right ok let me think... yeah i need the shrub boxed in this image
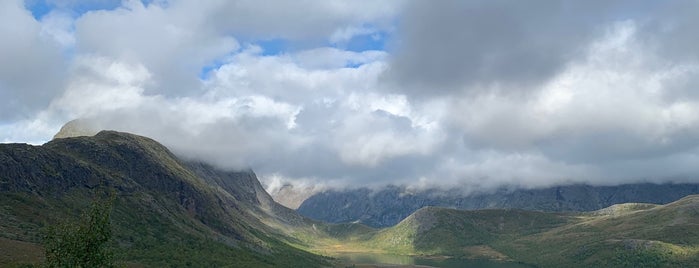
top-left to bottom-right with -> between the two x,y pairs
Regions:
43,196 -> 115,268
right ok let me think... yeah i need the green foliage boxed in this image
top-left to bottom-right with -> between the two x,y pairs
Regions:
43,195 -> 115,268
9,131 -> 699,267
1,132 -> 333,267
613,247 -> 678,268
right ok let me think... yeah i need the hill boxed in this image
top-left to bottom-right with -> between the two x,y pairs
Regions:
328,195 -> 699,267
0,130 -> 327,267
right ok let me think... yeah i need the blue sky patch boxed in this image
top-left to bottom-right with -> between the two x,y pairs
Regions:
24,0 -> 52,19
199,60 -> 226,80
25,0 -> 122,20
256,38 -> 291,56
339,31 -> 388,52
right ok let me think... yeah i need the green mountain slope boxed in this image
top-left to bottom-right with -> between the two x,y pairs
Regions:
368,207 -> 569,256
0,131 -> 327,267
338,195 -> 699,267
504,195 -> 699,267
3,129 -> 699,267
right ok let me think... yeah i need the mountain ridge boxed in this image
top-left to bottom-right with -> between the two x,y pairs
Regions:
297,183 -> 699,227
0,130 -> 328,267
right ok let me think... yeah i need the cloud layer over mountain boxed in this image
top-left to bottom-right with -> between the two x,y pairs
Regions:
3,0 -> 699,192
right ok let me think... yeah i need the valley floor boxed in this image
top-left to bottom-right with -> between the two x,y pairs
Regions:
291,196 -> 699,267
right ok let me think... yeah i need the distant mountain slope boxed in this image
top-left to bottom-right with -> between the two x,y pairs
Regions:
503,195 -> 699,267
298,183 -> 699,227
0,130 -> 327,267
367,207 -> 568,256
336,195 -> 699,267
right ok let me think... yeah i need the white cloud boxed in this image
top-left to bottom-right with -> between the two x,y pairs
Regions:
292,47 -> 386,69
0,0 -> 65,121
436,21 -> 699,188
435,151 -> 593,191
200,0 -> 403,41
333,111 -> 443,167
0,117 -> 60,145
51,56 -> 152,118
4,0 -> 699,193
205,46 -> 388,103
329,25 -> 378,44
75,0 -> 239,95
453,22 -> 699,152
39,10 -> 75,48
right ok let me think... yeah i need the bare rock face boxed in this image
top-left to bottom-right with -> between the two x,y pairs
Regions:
52,119 -> 100,139
266,183 -> 322,209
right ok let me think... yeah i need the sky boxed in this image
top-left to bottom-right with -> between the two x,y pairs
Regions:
3,0 -> 699,193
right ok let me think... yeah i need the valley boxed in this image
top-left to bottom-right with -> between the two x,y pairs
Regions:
1,131 -> 699,267
4,1 -> 699,267
298,196 -> 699,267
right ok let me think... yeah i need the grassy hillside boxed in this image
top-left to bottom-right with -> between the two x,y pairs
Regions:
502,195 -> 699,267
0,131 -> 328,267
314,195 -> 699,267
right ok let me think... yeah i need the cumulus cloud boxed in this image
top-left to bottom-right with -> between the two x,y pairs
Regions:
202,0 -> 403,41
0,0 -> 65,121
39,10 -> 75,48
3,0 -> 699,194
452,21 -> 699,162
74,0 -> 239,95
382,0 -> 667,97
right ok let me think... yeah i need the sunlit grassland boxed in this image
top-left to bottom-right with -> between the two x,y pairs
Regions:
290,196 -> 699,267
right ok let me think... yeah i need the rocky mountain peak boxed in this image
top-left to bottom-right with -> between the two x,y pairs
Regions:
52,119 -> 99,139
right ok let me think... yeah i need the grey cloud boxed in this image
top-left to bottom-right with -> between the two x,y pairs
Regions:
373,0 -> 699,186
638,0 -> 699,63
204,0 -> 403,41
383,0 -> 627,96
8,0 -> 699,194
0,0 -> 65,121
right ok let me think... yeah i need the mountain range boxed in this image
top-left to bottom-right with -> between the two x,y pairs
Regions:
1,129 -> 699,267
296,183 -> 699,227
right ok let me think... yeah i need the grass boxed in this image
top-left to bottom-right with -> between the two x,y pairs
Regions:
5,131 -> 699,267
1,131 -> 331,267
290,195 -> 699,268
0,190 -> 329,267
0,237 -> 43,267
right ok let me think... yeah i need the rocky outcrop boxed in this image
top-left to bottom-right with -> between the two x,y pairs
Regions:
266,183 -> 321,209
